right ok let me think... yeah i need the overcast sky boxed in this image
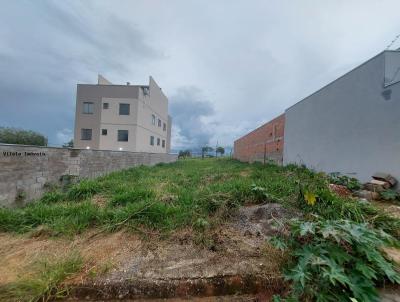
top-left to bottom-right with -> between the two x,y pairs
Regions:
1,1 -> 400,149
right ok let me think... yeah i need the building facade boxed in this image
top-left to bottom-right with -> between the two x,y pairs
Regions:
284,50 -> 400,183
234,50 -> 400,183
74,75 -> 172,153
233,114 -> 285,164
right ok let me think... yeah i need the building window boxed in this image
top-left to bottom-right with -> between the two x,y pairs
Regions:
152,114 -> 156,125
103,103 -> 109,109
117,130 -> 128,141
81,128 -> 92,140
163,123 -> 166,131
102,129 -> 107,135
119,103 -> 130,115
83,102 -> 93,114
162,140 -> 165,148
157,138 -> 160,146
150,136 -> 154,145
158,119 -> 161,127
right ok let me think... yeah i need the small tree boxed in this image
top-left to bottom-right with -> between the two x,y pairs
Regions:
201,146 -> 213,159
0,127 -> 47,146
216,146 -> 225,157
178,150 -> 192,159
62,139 -> 73,148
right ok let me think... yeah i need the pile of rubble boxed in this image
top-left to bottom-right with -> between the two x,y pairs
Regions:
355,172 -> 397,201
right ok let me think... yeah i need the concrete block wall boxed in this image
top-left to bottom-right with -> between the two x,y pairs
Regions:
0,144 -> 177,207
233,114 -> 285,164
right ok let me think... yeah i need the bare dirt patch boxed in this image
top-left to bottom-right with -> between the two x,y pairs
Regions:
373,201 -> 400,219
239,170 -> 252,177
92,195 -> 108,208
67,204 -> 289,300
0,230 -> 140,285
0,204 -> 291,300
231,203 -> 300,240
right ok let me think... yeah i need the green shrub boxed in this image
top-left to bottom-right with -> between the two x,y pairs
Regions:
67,179 -> 100,200
271,219 -> 400,302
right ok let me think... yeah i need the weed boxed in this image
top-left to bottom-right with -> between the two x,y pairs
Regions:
1,158 -> 399,239
271,219 -> 400,302
380,189 -> 399,201
67,179 -> 100,200
40,191 -> 65,204
251,184 -> 283,203
0,252 -> 83,302
329,172 -> 361,191
110,188 -> 155,206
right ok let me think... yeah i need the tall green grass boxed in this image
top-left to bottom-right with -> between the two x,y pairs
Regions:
0,158 -> 398,237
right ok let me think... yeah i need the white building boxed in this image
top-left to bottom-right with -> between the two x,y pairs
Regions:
74,75 -> 172,153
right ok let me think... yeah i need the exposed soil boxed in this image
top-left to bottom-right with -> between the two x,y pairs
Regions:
231,203 -> 299,239
0,203 -> 291,301
2,202 -> 398,301
0,230 -> 140,285
372,200 -> 400,219
68,222 -> 286,299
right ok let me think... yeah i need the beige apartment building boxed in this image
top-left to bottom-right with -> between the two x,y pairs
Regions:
74,75 -> 172,153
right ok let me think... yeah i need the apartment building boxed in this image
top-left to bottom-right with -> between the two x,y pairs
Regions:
74,75 -> 172,153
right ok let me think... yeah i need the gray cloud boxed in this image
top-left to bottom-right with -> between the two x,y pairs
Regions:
1,0 -> 400,148
0,1 -> 162,145
170,87 -> 215,149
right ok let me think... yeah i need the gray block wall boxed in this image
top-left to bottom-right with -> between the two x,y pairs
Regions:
0,144 -> 177,207
284,51 -> 400,183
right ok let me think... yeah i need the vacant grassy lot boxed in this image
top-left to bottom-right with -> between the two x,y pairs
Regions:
1,158 -> 400,301
0,158 -> 397,237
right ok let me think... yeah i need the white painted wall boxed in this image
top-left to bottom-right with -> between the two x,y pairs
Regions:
284,51 -> 400,183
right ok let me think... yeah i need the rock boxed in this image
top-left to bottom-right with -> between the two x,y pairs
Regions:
354,190 -> 380,201
328,184 -> 352,197
364,182 -> 386,193
358,198 -> 370,205
370,179 -> 391,189
372,173 -> 397,187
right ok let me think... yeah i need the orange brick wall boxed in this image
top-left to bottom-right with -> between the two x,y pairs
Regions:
233,114 -> 285,164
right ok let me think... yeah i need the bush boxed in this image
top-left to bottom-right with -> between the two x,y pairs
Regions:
0,127 -> 47,146
178,150 -> 192,158
271,219 -> 400,302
